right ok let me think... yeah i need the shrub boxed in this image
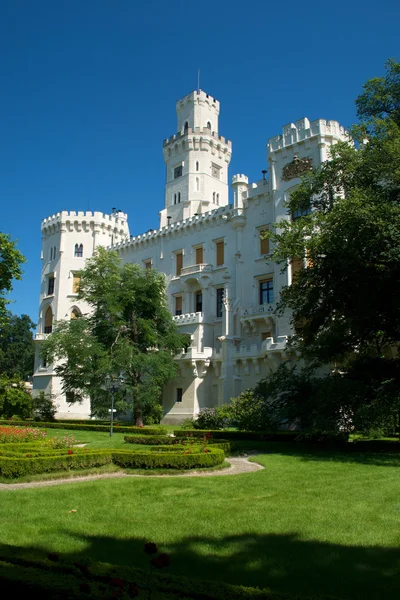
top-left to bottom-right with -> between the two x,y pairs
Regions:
0,451 -> 113,478
125,435 -> 177,445
31,392 -> 57,421
194,406 -> 230,430
112,448 -> 225,470
142,402 -> 163,425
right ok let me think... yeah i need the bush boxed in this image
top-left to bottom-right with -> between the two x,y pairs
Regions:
0,420 -> 167,435
173,430 -> 349,443
112,448 -> 225,470
194,406 -> 231,430
142,402 -> 163,425
31,392 -> 57,421
125,435 -> 177,445
0,451 -> 112,478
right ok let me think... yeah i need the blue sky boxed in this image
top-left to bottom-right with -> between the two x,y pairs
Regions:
1,0 -> 398,324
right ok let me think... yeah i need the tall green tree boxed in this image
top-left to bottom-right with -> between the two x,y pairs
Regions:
264,59 -> 400,433
41,248 -> 189,425
0,233 -> 25,325
0,313 -> 36,380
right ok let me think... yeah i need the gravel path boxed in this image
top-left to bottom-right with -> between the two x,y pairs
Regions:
0,455 -> 264,491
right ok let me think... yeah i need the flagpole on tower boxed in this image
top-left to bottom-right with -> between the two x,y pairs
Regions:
197,68 -> 200,93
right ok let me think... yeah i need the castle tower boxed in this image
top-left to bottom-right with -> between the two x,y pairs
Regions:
32,210 -> 130,418
159,90 -> 232,227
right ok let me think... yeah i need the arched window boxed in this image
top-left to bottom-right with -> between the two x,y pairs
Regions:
207,121 -> 212,130
216,193 -> 219,205
213,192 -> 216,203
70,308 -> 81,319
196,161 -> 199,172
50,247 -> 53,261
178,192 -> 181,203
174,193 -> 177,205
74,243 -> 83,257
184,121 -> 188,131
54,246 -> 56,259
196,177 -> 199,191
44,307 -> 53,334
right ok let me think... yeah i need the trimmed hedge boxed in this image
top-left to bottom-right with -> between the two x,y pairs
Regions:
174,430 -> 349,443
0,451 -> 113,478
112,448 -> 225,470
150,442 -> 233,453
124,435 -> 175,444
0,420 -> 167,435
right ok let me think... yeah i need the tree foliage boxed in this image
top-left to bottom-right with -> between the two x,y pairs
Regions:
0,376 -> 32,420
262,59 -> 400,434
0,233 -> 25,325
41,248 -> 189,425
0,312 -> 36,380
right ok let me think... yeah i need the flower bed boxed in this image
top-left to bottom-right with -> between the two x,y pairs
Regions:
0,420 -> 167,435
0,427 -> 48,444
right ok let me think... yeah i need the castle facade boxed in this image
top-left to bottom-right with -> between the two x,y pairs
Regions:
32,89 -> 347,423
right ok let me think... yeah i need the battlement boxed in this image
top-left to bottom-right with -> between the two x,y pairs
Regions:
177,90 -> 220,113
268,118 -> 348,153
163,128 -> 231,148
231,174 -> 249,185
111,204 -> 233,253
41,210 -> 130,236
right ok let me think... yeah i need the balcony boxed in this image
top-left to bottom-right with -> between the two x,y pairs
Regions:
241,303 -> 275,318
180,263 -> 213,277
35,333 -> 49,341
173,312 -> 203,325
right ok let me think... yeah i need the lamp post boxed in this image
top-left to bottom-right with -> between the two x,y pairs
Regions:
104,373 -> 125,437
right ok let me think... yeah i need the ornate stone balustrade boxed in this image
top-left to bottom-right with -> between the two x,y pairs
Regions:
180,263 -> 213,277
173,312 -> 203,325
241,303 -> 275,318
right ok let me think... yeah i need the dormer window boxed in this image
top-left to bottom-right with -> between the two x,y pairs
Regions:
74,243 -> 83,257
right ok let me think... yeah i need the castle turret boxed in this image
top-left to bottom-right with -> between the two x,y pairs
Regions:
159,90 -> 232,227
32,210 -> 130,418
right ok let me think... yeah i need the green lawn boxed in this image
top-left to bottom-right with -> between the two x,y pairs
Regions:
0,441 -> 399,599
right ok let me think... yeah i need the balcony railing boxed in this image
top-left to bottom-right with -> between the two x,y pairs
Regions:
180,263 -> 213,277
241,303 -> 275,318
35,333 -> 49,341
173,312 -> 203,325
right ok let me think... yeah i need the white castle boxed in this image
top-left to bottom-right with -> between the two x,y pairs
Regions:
32,89 -> 348,423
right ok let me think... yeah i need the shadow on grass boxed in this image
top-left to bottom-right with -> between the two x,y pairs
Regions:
233,441 -> 400,467
0,529 -> 399,600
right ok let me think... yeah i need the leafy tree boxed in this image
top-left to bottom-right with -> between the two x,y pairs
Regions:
41,248 -> 189,425
31,391 -> 57,421
0,312 -> 36,380
0,233 -> 25,325
0,375 -> 32,420
264,59 -> 400,434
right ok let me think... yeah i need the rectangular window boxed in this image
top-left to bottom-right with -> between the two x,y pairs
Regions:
174,165 -> 183,179
211,164 -> 220,179
195,246 -> 203,265
47,277 -> 55,295
292,206 -> 311,221
259,227 -> 270,255
176,252 -> 183,276
261,331 -> 272,342
144,259 -> 152,270
176,388 -> 183,403
175,296 -> 182,316
216,240 -> 224,266
216,288 -> 224,318
259,279 -> 274,304
195,291 -> 203,313
66,391 -> 75,404
72,274 -> 80,294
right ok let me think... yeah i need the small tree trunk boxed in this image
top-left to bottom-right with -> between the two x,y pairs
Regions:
135,405 -> 144,427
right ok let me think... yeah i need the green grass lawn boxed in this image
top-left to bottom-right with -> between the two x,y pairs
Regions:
0,441 -> 399,599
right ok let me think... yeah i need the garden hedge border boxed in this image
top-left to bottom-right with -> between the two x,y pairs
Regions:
174,430 -> 349,443
0,420 -> 167,435
0,451 -> 113,478
112,448 -> 225,470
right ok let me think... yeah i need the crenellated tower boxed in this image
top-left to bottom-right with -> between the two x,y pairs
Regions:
32,210 -> 130,418
159,90 -> 232,227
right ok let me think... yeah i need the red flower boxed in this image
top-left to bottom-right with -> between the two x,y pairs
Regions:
203,449 -> 210,453
48,552 -> 59,562
68,450 -> 73,455
127,583 -> 140,598
110,578 -> 126,588
158,553 -> 171,567
151,556 -> 163,569
144,542 -> 158,555
79,582 -> 91,594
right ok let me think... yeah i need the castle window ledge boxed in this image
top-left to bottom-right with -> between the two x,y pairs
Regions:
180,263 -> 213,277
35,333 -> 49,341
44,293 -> 55,299
212,265 -> 227,272
67,293 -> 79,298
173,311 -> 204,325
